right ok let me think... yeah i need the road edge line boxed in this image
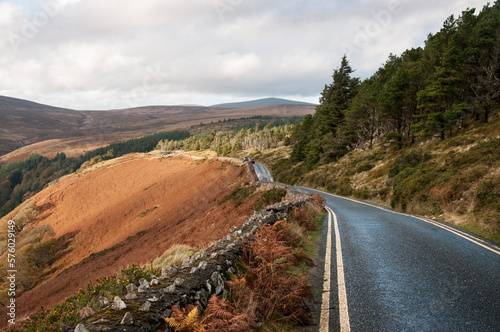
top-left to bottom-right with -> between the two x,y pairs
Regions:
300,187 -> 500,256
319,207 -> 333,331
328,206 -> 351,332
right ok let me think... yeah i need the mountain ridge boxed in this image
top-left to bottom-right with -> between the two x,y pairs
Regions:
0,95 -> 316,112
211,97 -> 316,109
0,95 -> 76,110
0,95 -> 315,160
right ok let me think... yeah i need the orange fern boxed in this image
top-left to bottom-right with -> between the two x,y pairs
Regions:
204,295 -> 249,331
241,223 -> 313,325
164,305 -> 209,332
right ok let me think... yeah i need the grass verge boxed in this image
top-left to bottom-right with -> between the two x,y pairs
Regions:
165,194 -> 326,331
10,265 -> 161,332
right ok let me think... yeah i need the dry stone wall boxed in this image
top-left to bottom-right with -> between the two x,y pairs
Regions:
73,184 -> 312,332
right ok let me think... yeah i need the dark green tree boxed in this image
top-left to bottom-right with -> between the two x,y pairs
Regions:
460,3 -> 500,122
293,55 -> 360,167
414,66 -> 463,140
346,77 -> 380,149
315,55 -> 360,138
290,114 -> 314,162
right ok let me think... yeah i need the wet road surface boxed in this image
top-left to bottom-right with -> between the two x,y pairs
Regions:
298,187 -> 500,332
253,162 -> 274,181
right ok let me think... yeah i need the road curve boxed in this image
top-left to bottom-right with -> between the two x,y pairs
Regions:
298,186 -> 500,332
253,162 -> 274,181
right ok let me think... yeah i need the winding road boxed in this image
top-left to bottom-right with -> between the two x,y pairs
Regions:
253,162 -> 274,181
252,163 -> 500,331
298,187 -> 500,332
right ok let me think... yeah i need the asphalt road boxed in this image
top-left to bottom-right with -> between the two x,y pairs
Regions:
253,162 -> 274,181
297,187 -> 500,332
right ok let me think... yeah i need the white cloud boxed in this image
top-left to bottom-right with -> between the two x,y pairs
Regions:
221,53 -> 262,79
0,2 -> 22,26
0,0 -> 493,109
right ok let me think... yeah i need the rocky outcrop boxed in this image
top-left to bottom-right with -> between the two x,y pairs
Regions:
76,184 -> 311,332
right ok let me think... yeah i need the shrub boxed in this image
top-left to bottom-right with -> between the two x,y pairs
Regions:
388,149 -> 431,178
355,161 -> 375,173
217,186 -> 256,207
354,188 -> 370,200
328,176 -> 353,197
152,244 -> 196,269
474,175 -> 500,212
203,296 -> 250,331
165,305 -> 209,331
17,265 -> 161,332
289,203 -> 321,233
429,185 -> 453,206
391,166 -> 435,212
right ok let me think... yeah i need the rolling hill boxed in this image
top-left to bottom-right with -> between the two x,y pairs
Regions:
0,95 -> 315,163
0,96 -> 86,156
211,97 -> 316,109
0,153 -> 259,328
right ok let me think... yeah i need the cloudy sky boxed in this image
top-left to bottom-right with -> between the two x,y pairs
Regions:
0,0 -> 492,110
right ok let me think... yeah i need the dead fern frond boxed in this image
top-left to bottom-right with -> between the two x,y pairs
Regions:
241,223 -> 313,325
227,276 -> 246,289
204,295 -> 250,332
165,305 -> 209,332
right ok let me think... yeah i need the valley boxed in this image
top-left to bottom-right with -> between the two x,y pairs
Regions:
0,2 -> 498,330
0,96 -> 315,163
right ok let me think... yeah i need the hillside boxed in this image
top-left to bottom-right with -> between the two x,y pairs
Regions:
0,96 -> 85,156
211,97 -> 316,109
253,108 -> 500,242
0,153 -> 263,328
0,95 -> 314,163
257,3 -> 500,242
156,105 -> 498,243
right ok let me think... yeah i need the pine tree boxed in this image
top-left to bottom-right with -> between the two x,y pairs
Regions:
346,77 -> 380,149
414,66 -> 463,140
315,55 -> 360,137
290,115 -> 313,162
310,55 -> 360,164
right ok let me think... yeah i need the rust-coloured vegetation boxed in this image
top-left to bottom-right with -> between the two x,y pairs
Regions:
166,200 -> 324,331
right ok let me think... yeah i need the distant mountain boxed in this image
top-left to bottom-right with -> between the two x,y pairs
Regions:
211,97 -> 316,109
0,95 -> 86,156
0,95 -> 315,160
0,95 -> 80,112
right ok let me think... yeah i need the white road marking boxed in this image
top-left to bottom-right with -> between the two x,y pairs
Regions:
329,206 -> 351,332
320,207 -> 351,332
319,206 -> 333,332
410,215 -> 500,255
300,187 -> 500,256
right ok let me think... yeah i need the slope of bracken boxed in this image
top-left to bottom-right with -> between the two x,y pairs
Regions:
0,153 -> 257,329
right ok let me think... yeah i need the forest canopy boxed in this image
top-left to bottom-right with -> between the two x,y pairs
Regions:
291,2 -> 500,169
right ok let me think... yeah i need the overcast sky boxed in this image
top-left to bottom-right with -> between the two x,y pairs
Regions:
0,0 -> 492,110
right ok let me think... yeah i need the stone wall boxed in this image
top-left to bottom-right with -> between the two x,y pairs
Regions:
74,184 -> 312,332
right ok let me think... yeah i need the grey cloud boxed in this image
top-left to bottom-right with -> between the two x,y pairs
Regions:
0,0 -> 492,109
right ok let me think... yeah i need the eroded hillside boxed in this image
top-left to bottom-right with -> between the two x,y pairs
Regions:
0,153 -> 260,327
